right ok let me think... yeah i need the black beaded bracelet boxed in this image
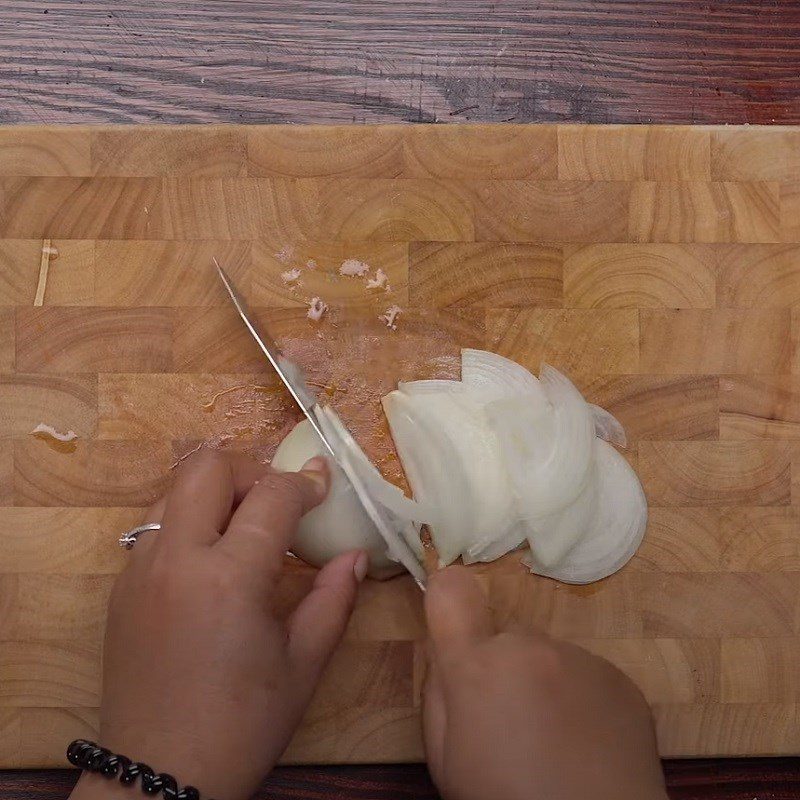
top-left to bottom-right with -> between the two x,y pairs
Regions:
67,739 -> 213,800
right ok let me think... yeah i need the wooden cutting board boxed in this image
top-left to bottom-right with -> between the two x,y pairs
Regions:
1,124 -> 800,767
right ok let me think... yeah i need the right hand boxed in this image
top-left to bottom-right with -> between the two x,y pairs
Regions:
422,566 -> 668,800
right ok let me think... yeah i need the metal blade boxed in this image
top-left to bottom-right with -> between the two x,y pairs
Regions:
213,257 -> 336,457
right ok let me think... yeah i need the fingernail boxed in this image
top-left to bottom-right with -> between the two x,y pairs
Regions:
353,551 -> 369,583
301,456 -> 330,495
303,455 -> 327,472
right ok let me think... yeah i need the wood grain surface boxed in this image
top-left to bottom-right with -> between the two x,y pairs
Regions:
2,123 -> 800,772
0,2 -> 799,126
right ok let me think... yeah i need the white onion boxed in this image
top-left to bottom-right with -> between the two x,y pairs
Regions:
382,349 -> 648,583
271,420 -> 404,579
271,347 -> 647,586
523,439 -> 647,583
383,388 -> 514,567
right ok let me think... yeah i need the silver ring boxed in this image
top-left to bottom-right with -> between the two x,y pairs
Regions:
118,523 -> 161,550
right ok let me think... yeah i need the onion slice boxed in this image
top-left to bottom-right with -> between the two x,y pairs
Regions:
382,390 -> 496,566
318,404 -> 434,523
496,365 -> 595,526
523,439 -> 647,583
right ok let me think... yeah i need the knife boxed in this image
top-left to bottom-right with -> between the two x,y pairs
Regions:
213,257 -> 427,589
213,257 -> 336,458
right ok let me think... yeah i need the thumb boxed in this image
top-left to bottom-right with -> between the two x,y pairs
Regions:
287,549 -> 368,681
425,565 -> 494,657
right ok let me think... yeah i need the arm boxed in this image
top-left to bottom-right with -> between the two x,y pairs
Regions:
70,450 -> 366,800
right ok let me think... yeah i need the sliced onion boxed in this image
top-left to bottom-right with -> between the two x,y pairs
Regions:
536,365 -> 596,504
463,522 -> 527,565
383,389 -> 508,566
274,350 -> 645,585
400,521 -> 426,560
524,465 -> 598,568
381,351 -> 647,584
523,439 -> 647,583
494,365 -> 595,524
317,404 -> 434,523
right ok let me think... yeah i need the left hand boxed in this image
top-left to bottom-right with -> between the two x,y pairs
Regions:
71,449 -> 367,800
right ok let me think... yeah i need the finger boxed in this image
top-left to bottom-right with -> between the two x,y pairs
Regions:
287,549 -> 367,685
216,456 -> 330,578
159,449 -> 271,548
425,565 -> 495,656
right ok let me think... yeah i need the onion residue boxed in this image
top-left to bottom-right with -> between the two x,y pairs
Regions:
340,259 -> 370,277
201,384 -> 277,413
281,267 -> 302,284
379,305 -> 402,330
30,422 -> 79,453
307,297 -> 328,322
275,245 -> 294,264
366,268 -> 390,291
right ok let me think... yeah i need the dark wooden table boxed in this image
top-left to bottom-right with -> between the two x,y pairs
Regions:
1,0 -> 799,125
2,1 -> 800,798
3,759 -> 800,800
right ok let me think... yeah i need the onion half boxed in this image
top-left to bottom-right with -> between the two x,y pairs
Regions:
314,405 -> 428,586
270,419 -> 405,579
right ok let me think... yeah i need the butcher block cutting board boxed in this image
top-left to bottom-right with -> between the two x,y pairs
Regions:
1,123 -> 800,767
